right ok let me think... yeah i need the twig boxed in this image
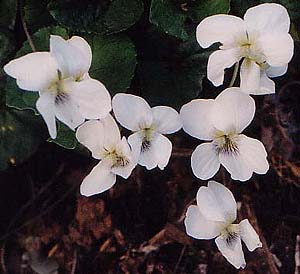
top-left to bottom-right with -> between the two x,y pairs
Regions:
176,198 -> 196,223
19,0 -> 36,52
71,249 -> 77,274
240,196 -> 280,274
0,244 -> 7,274
173,245 -> 186,273
295,235 -> 300,274
0,183 -> 76,242
6,164 -> 65,232
228,62 -> 239,88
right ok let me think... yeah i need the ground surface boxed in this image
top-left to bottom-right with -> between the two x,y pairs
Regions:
0,80 -> 300,274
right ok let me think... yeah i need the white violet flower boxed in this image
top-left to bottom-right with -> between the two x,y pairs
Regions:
4,35 -> 111,139
180,88 -> 269,181
185,181 -> 262,269
196,3 -> 294,95
112,93 -> 182,170
76,115 -> 136,197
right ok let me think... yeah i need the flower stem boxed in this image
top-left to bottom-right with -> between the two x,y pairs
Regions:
228,62 -> 239,88
19,0 -> 36,52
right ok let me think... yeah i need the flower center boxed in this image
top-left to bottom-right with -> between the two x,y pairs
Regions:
220,224 -> 240,246
103,147 -> 130,168
48,70 -> 70,104
214,131 -> 239,155
139,125 -> 156,152
239,33 -> 267,68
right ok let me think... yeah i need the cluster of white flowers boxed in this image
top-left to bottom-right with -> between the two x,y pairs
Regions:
181,3 -> 293,268
3,2 -> 293,270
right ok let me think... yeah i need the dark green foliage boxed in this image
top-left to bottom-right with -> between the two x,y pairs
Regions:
89,34 -> 137,94
24,0 -> 55,31
150,0 -> 230,40
48,0 -> 144,34
137,33 -> 210,109
0,0 -> 17,29
0,107 -> 46,170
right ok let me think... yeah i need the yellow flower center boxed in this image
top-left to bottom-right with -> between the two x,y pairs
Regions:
238,33 -> 267,68
102,147 -> 130,168
139,125 -> 156,152
214,131 -> 239,155
220,224 -> 240,246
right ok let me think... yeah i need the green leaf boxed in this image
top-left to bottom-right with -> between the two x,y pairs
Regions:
0,30 -> 15,66
24,0 -> 55,31
150,0 -> 189,40
189,0 -> 230,22
48,0 -> 143,34
5,78 -> 38,112
0,0 -> 17,29
48,123 -> 77,149
150,0 -> 230,40
104,0 -> 144,33
89,34 -> 137,94
0,107 -> 46,171
48,0 -> 107,34
138,37 -> 210,109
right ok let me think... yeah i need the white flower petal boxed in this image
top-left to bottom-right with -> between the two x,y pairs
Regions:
212,89 -> 255,133
240,59 -> 261,94
184,205 -> 225,240
80,160 -> 116,197
207,48 -> 242,86
215,234 -> 246,269
266,65 -> 288,77
180,99 -> 215,141
257,33 -> 294,67
196,181 -> 237,223
218,135 -> 268,181
237,135 -> 269,175
138,134 -> 172,170
239,219 -> 262,252
152,106 -> 182,134
54,97 -> 85,131
76,120 -> 105,159
244,3 -> 290,34
4,52 -> 58,91
219,152 -> 253,182
112,93 -> 153,131
101,114 -> 121,148
68,36 -> 92,71
50,35 -> 90,78
154,134 -> 172,170
196,14 -> 247,48
258,72 -> 275,95
191,143 -> 220,180
69,78 -> 111,119
240,60 -> 275,95
36,92 -> 57,139
111,137 -> 136,178
133,133 -> 172,170
128,132 -> 143,164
